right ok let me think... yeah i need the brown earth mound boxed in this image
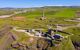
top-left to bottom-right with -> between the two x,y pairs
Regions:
12,16 -> 25,21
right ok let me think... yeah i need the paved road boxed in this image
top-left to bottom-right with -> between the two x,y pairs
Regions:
56,23 -> 80,31
13,27 -> 51,39
13,27 -> 35,36
13,27 -> 73,39
0,14 -> 13,18
0,11 -> 26,18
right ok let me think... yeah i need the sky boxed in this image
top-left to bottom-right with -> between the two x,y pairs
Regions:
0,0 -> 80,8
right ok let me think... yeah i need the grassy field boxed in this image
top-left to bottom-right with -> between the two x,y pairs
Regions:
51,37 -> 75,50
64,27 -> 80,42
16,8 -> 76,19
0,7 -> 80,50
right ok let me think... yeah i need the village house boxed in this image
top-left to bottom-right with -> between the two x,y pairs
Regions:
35,30 -> 42,37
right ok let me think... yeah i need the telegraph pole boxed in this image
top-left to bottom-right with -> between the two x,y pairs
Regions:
41,7 -> 46,20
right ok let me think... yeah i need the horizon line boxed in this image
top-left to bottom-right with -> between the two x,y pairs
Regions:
0,5 -> 80,8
